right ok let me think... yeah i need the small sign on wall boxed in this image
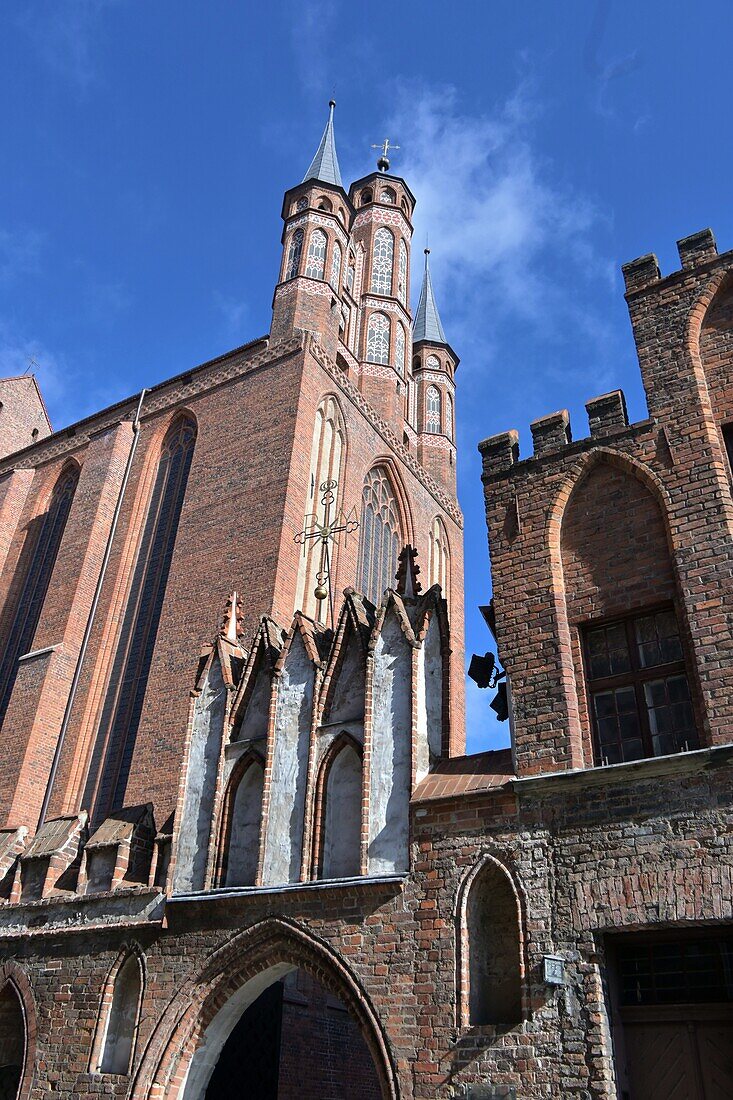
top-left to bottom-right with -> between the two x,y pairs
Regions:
543,953 -> 567,986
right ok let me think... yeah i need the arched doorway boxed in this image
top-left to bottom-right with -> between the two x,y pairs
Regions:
133,919 -> 399,1100
202,968 -> 381,1099
0,982 -> 25,1100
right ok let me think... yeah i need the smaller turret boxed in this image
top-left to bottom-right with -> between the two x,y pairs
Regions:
270,102 -> 352,358
412,250 -> 458,491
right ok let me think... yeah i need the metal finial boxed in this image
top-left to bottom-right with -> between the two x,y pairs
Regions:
371,137 -> 400,172
328,99 -> 336,111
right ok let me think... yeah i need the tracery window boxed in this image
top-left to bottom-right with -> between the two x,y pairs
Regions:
285,228 -> 303,280
330,241 -> 342,290
296,395 -> 346,620
358,466 -> 402,604
426,354 -> 440,370
426,385 -> 442,434
366,312 -> 391,366
446,391 -> 454,440
371,228 -> 394,295
398,239 -> 408,304
395,324 -> 406,379
305,228 -> 327,279
380,187 -> 396,204
86,415 -> 196,820
0,463 -> 79,728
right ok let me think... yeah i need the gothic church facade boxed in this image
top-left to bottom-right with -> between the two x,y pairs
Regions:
0,106 -> 731,1099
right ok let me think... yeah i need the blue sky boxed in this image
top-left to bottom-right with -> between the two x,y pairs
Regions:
2,1 -> 731,753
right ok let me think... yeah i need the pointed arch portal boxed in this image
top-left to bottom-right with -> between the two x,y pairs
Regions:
132,920 -> 398,1100
0,972 -> 31,1100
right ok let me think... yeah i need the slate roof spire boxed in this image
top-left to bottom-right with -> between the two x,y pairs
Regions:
413,249 -> 447,345
302,100 -> 343,189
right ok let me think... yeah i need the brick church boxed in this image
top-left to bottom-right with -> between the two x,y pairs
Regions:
0,103 -> 731,1099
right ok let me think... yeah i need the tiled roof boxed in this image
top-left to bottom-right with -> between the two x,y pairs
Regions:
412,748 -> 515,803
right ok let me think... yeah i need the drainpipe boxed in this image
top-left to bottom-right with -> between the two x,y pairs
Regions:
38,389 -> 147,830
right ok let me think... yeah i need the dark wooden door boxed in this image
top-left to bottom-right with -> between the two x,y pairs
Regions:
621,1005 -> 733,1100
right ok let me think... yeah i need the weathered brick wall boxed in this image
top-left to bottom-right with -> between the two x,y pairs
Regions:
0,377 -> 50,461
0,751 -> 729,1098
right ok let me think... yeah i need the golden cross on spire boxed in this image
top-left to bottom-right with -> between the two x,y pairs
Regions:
371,138 -> 400,172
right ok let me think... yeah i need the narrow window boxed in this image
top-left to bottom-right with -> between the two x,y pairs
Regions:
358,466 -> 401,604
428,516 -> 450,608
395,324 -> 406,379
366,312 -> 391,366
584,607 -> 698,766
398,239 -> 408,305
371,228 -> 394,295
86,416 -> 196,820
723,422 -> 733,479
346,254 -> 355,294
330,241 -> 342,290
100,954 -> 142,1074
464,860 -> 523,1026
446,391 -> 454,440
314,738 -> 362,879
221,755 -> 264,887
284,228 -> 303,280
426,385 -> 441,434
0,463 -> 79,728
305,228 -> 327,279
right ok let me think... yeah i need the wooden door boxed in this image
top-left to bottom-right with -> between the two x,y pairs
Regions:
621,1006 -> 733,1100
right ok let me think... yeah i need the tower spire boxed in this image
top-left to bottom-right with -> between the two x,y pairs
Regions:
413,249 -> 447,345
302,100 -> 343,189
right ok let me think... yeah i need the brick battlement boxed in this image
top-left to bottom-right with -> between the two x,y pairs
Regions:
622,226 -> 722,293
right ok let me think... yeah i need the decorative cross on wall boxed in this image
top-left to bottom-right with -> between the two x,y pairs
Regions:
294,479 -> 359,627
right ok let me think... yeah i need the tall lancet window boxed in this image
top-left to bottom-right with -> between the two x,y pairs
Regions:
395,324 -> 406,379
428,516 -> 451,609
0,462 -> 79,728
371,228 -> 394,295
358,466 -> 401,604
426,385 -> 442,434
446,391 -> 454,440
330,241 -> 342,290
305,229 -> 327,279
296,396 -> 346,620
285,228 -> 303,281
398,239 -> 408,304
86,415 -> 196,821
366,312 -> 390,366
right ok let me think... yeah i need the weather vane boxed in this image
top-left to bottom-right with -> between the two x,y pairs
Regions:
294,479 -> 358,627
371,138 -> 400,172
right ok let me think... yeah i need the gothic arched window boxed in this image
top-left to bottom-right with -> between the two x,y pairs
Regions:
285,228 -> 303,280
446,391 -> 454,440
358,466 -> 401,604
428,516 -> 451,608
313,736 -> 362,879
296,395 -> 346,620
426,386 -> 442,434
0,462 -> 79,728
220,754 -> 264,887
346,254 -> 355,294
330,240 -> 342,290
366,312 -> 390,366
426,354 -> 440,370
371,228 -> 394,295
99,952 -> 143,1074
87,415 -> 196,820
395,324 -> 406,379
305,228 -> 327,279
398,239 -> 408,304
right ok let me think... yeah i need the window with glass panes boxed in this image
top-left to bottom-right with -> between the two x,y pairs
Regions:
583,606 -> 697,765
615,935 -> 733,1006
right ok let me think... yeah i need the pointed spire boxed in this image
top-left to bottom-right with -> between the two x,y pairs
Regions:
413,249 -> 447,345
302,100 -> 343,189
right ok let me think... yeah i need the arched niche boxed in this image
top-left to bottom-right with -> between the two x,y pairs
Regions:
0,981 -> 26,1099
219,753 -> 264,888
697,270 -> 733,426
93,949 -> 144,1076
458,856 -> 524,1029
313,735 -> 363,879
